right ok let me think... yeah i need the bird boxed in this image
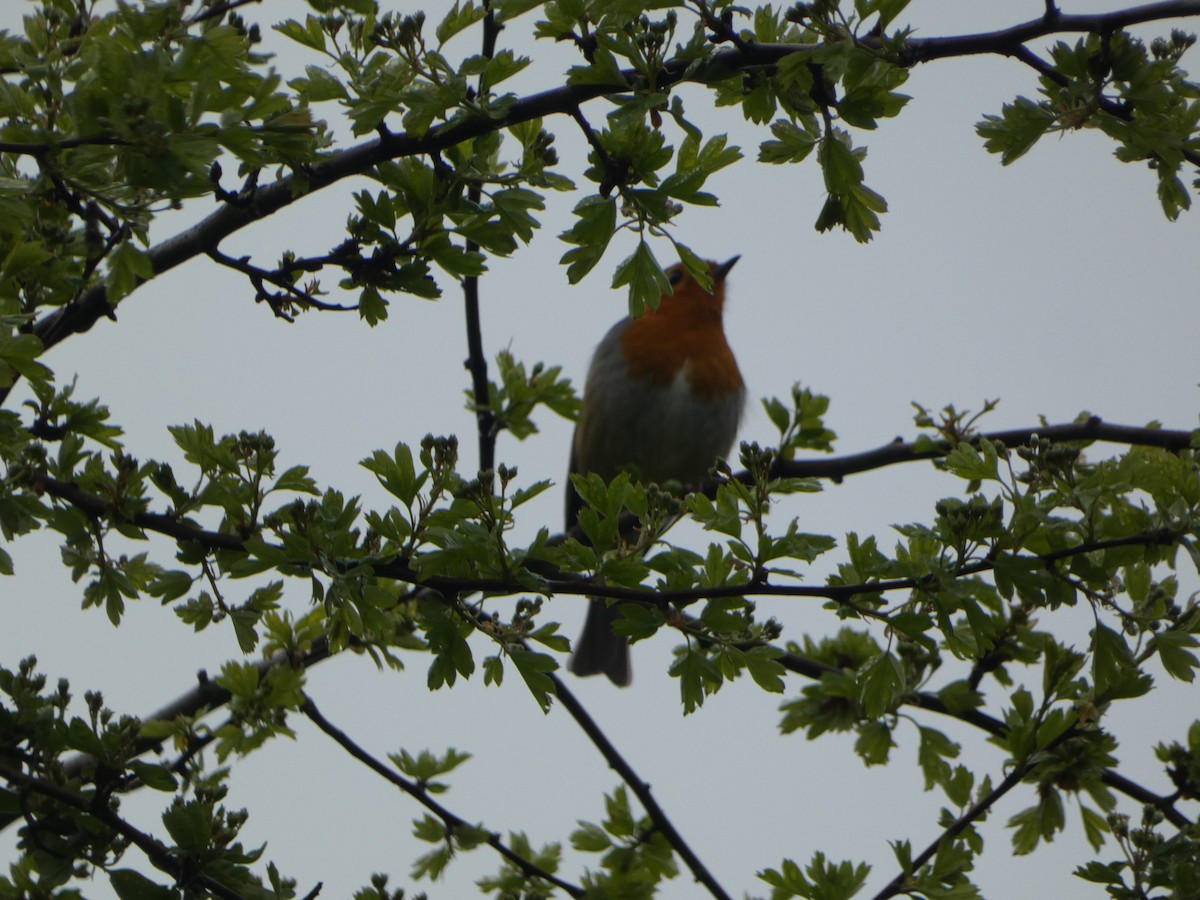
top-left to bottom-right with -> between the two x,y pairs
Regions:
566,256 -> 745,686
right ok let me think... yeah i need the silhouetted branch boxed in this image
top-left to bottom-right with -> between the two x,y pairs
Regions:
301,695 -> 583,897
186,0 -> 262,27
462,1 -> 503,478
0,762 -> 248,900
772,650 -> 1193,829
206,246 -> 359,320
31,465 -> 1186,602
871,762 -> 1027,899
897,0 -> 1200,65
550,673 -> 734,900
769,417 -> 1195,483
14,2 -> 1200,375
0,135 -> 129,155
27,416 -> 1195,607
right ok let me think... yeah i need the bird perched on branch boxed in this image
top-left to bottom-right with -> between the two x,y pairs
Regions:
566,256 -> 745,686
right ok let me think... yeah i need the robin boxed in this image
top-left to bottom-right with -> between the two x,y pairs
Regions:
566,256 -> 745,685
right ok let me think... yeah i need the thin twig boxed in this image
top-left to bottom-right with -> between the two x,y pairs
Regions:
550,673 -> 734,900
301,695 -> 584,897
461,1 -> 503,480
186,0 -> 262,27
206,246 -> 359,318
0,135 -> 129,155
870,763 -> 1027,899
0,762 -> 248,900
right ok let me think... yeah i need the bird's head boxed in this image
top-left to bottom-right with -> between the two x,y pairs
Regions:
654,255 -> 740,321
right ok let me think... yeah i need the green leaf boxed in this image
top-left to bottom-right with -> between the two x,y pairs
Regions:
1150,630 -> 1199,682
977,97 -> 1056,164
128,761 -> 178,792
669,648 -> 723,714
559,195 -> 617,283
855,720 -> 895,766
744,645 -> 786,693
759,851 -> 870,899
1008,790 -> 1065,855
571,821 -> 612,852
275,17 -> 328,52
296,64 -> 348,102
943,440 -> 1000,482
361,443 -> 424,505
0,332 -> 51,387
759,118 -> 818,164
611,240 -> 669,316
858,651 -> 905,718
109,869 -> 177,900
107,241 -> 155,303
436,1 -> 486,44
510,649 -> 557,712
1092,621 -> 1152,699
161,800 -> 213,854
917,725 -> 960,790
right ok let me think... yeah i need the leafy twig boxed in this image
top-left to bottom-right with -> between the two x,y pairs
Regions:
550,673 -> 734,900
15,3 -> 1200,380
0,761 -> 248,900
301,695 -> 583,897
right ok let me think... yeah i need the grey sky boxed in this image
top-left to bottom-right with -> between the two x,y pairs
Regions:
2,1 -> 1198,897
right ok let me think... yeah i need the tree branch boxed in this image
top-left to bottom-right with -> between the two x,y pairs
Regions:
300,695 -> 583,897
14,1 -> 1200,373
895,0 -> 1200,65
549,673 -> 734,900
0,761 -> 248,900
769,417 -> 1195,483
0,135 -> 130,155
870,761 -> 1027,899
4,612 -> 1189,853
773,649 -> 1194,829
30,468 -> 1186,606
43,416 -> 1187,602
11,422 -> 1194,839
461,1 -> 503,479
206,246 -> 359,320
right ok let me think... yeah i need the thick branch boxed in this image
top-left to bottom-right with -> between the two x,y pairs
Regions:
31,472 -> 247,552
31,420 -> 1193,579
898,0 -> 1200,64
0,135 -> 130,155
770,417 -> 1195,483
17,1 -> 1200,363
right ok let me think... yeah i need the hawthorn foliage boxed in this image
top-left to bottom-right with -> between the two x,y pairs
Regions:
1,1 -> 1199,898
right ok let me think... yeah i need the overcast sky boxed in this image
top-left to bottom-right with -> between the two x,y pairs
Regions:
3,1 -> 1199,898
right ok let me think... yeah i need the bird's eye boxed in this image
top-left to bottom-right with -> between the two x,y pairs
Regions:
667,268 -> 685,286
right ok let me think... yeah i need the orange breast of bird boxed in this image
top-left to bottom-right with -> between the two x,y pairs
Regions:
618,291 -> 744,401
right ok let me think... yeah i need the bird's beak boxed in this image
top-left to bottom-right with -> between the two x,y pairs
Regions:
711,255 -> 740,282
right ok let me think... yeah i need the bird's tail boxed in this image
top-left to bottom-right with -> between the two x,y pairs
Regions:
569,599 -> 631,687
